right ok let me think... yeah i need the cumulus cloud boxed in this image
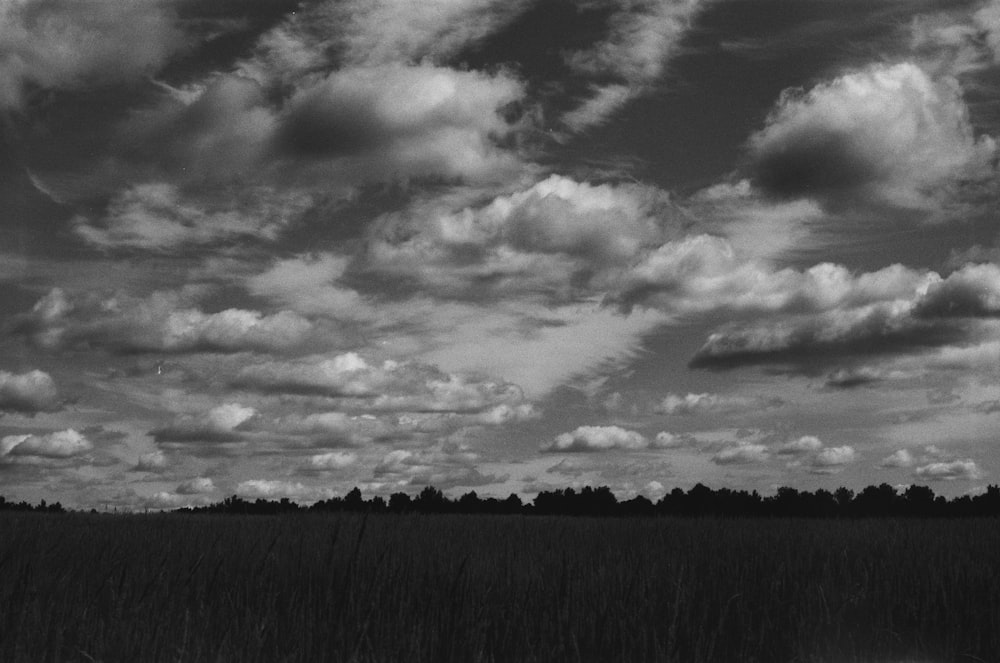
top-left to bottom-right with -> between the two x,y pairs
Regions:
879,449 -> 916,468
236,479 -> 314,500
776,436 -> 824,456
135,450 -> 168,472
246,254 -> 376,320
543,425 -> 649,453
611,240 -> 934,316
0,370 -> 60,414
0,429 -> 92,461
235,353 -> 526,414
562,0 -> 704,130
711,441 -> 769,465
809,445 -> 858,474
152,403 -> 257,444
0,0 -> 185,109
747,63 -> 996,210
688,262 -> 1000,369
176,477 -> 216,495
141,491 -> 214,510
658,392 -> 782,415
914,458 -> 981,480
274,63 -> 527,183
913,263 -> 1000,318
308,451 -> 358,471
373,443 -> 505,488
18,288 -> 313,354
367,174 -> 677,301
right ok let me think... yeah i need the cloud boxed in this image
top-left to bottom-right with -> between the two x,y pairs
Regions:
176,477 -> 216,495
367,174 -> 678,302
562,0 -> 704,130
711,441 -> 769,465
747,62 -> 996,210
0,429 -> 92,461
910,1 -> 1000,75
651,431 -> 697,449
914,458 -> 981,481
0,370 -> 60,414
307,451 -> 358,471
0,0 -> 185,109
878,449 -> 915,468
913,263 -> 1000,318
152,403 -> 256,443
658,392 -> 782,415
809,445 -> 858,474
141,492 -> 214,510
135,450 -> 168,472
543,425 -> 648,453
274,63 -> 527,183
235,353 -> 526,414
824,366 -> 887,389
776,436 -> 824,456
688,262 -> 1000,369
373,443 -> 505,488
236,479 -> 314,499
73,183 -> 311,252
610,240 -> 934,316
236,0 -> 529,84
18,288 -> 313,354
270,412 -> 356,447
246,254 -> 376,320
118,74 -> 278,184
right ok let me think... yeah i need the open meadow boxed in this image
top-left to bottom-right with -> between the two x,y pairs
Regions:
1,513 -> 998,663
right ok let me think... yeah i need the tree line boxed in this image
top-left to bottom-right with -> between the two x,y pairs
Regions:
3,483 -> 1000,517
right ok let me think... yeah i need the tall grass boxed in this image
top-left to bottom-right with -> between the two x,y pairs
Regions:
0,514 -> 997,662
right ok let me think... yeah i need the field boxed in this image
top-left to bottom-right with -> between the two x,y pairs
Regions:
1,514 -> 998,663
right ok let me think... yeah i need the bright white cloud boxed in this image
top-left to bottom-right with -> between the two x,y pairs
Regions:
237,479 -> 313,499
0,370 -> 60,414
235,353 -> 526,414
544,425 -> 649,453
879,449 -> 915,468
914,458 -> 981,480
748,62 -> 996,210
308,451 -> 358,470
658,392 -> 782,415
373,444 -> 504,488
19,288 -> 313,354
810,445 -> 858,473
777,436 -> 824,456
0,429 -> 92,460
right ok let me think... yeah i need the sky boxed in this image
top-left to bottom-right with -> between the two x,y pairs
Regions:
2,0 -> 1000,509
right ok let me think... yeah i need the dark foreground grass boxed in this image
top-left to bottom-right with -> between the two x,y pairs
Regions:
0,514 -> 998,663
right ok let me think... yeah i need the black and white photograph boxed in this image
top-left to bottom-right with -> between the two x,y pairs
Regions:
1,0 -> 999,660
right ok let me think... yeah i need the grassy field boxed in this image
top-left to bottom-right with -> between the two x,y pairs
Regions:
0,514 -> 997,662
